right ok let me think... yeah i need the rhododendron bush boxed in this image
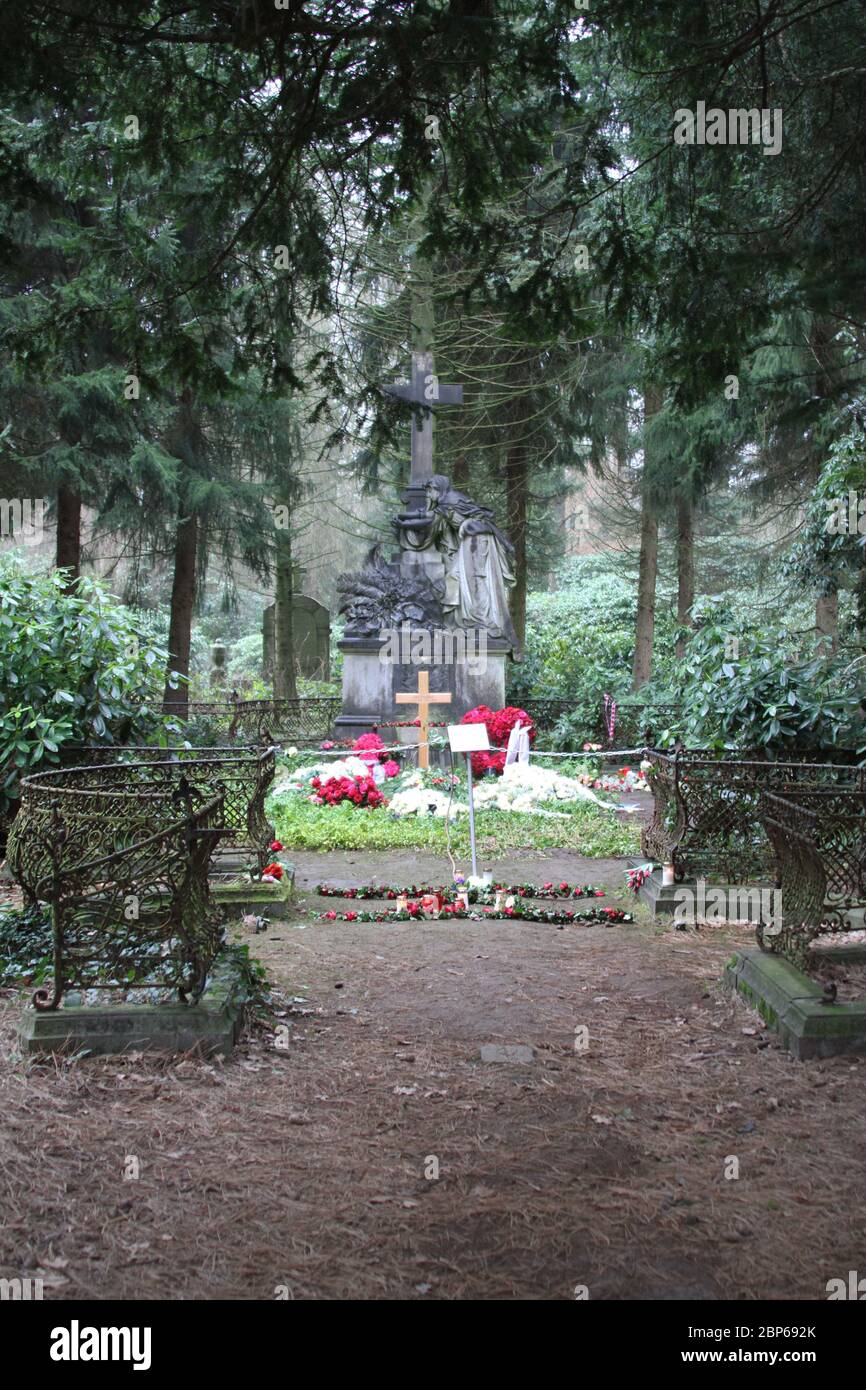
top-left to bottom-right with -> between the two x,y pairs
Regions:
460,705 -> 536,776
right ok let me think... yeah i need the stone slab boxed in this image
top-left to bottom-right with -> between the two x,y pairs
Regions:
809,940 -> 866,964
19,958 -> 247,1058
479,1044 -> 534,1065
211,860 -> 294,920
631,862 -> 775,920
725,947 -> 866,1060
338,629 -> 510,737
263,595 -> 330,681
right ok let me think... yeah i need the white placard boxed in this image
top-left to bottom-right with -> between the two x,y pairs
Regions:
447,723 -> 490,753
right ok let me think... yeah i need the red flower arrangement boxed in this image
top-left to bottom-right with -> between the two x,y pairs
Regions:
460,705 -> 537,777
316,880 -> 605,901
316,904 -> 633,926
310,773 -> 386,809
261,862 -> 284,880
461,704 -> 495,727
353,732 -> 385,766
488,706 -> 537,747
471,749 -> 507,777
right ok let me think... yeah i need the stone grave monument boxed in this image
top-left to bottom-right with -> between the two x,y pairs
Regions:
335,350 -> 519,742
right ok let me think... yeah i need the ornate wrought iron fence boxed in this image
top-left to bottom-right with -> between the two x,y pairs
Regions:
757,788 -> 866,968
519,699 -> 576,736
162,695 -> 339,744
6,763 -> 229,1011
518,697 -> 679,747
641,748 -> 866,884
54,746 -> 277,871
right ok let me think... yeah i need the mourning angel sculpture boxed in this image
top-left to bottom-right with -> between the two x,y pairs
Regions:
394,474 -> 521,655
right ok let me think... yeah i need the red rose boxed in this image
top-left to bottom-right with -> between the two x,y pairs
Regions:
269,839 -> 283,852
462,704 -> 494,722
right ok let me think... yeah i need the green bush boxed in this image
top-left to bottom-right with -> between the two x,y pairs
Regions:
225,631 -> 264,686
507,555 -> 679,734
674,595 -> 865,754
0,556 -> 176,812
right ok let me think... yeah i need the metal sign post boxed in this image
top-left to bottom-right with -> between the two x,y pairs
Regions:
447,723 -> 490,882
465,752 -> 479,878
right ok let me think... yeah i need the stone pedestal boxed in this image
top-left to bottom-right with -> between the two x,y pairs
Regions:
19,958 -> 247,1058
725,949 -> 866,1060
630,862 -> 776,920
336,630 -> 510,742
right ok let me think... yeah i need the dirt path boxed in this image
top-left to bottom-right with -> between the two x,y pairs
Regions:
1,850 -> 865,1301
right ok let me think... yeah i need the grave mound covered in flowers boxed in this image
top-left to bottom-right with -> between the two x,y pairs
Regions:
269,716 -> 636,828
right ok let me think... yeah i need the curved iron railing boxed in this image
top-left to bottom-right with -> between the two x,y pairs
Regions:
6,763 -> 229,1011
55,745 -> 277,871
758,787 -> 866,968
641,748 -> 866,884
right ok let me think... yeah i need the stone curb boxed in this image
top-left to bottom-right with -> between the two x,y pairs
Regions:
725,948 -> 866,1060
19,957 -> 248,1059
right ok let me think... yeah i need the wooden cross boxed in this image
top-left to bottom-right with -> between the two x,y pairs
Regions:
382,351 -> 463,510
395,670 -> 452,769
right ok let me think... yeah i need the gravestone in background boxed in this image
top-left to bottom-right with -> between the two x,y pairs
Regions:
262,596 -> 330,683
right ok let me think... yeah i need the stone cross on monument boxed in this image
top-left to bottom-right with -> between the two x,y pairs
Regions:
382,351 -> 463,513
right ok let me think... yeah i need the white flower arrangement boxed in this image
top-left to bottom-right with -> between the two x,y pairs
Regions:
386,761 -> 616,820
273,750 -> 624,822
472,761 -> 614,811
274,754 -> 373,795
387,785 -> 462,819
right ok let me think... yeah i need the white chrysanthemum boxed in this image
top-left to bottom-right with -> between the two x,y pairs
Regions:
389,787 -> 464,819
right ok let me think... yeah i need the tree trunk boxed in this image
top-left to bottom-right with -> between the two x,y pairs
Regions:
632,503 -> 658,689
632,384 -> 662,690
55,484 -> 81,586
815,588 -> 839,652
273,530 -> 298,700
452,454 -> 470,490
676,495 -> 695,659
505,445 -> 528,652
809,319 -> 842,655
162,507 -> 198,715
